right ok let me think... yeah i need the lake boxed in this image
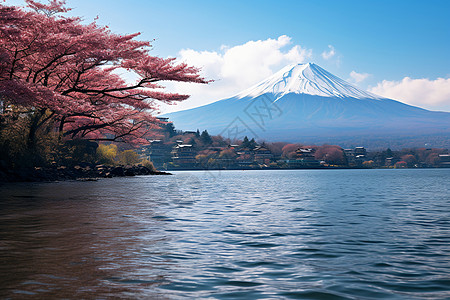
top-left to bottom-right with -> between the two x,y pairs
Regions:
0,169 -> 449,299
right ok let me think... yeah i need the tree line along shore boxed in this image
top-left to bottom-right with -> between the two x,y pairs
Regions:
140,125 -> 450,171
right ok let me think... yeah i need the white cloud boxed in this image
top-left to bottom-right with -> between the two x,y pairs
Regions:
321,45 -> 335,60
349,70 -> 371,83
160,35 -> 313,113
370,77 -> 450,111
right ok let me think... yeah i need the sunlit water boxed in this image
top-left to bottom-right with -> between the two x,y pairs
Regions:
0,169 -> 449,299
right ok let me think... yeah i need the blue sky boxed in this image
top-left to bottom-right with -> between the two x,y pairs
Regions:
5,0 -> 450,112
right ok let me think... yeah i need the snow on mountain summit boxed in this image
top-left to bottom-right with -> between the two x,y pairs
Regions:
236,63 -> 382,100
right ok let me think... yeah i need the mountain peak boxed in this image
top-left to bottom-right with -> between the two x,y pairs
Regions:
162,62 -> 450,147
236,62 -> 382,100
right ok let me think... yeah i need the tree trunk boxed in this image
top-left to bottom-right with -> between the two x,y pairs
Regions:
58,116 -> 66,141
26,110 -> 44,150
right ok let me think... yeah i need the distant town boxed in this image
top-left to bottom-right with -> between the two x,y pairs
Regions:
138,118 -> 450,171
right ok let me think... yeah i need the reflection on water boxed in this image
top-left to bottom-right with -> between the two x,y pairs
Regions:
0,169 -> 449,299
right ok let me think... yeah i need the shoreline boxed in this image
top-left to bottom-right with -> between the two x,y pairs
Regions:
2,165 -> 448,183
0,164 -> 172,183
164,166 -> 449,171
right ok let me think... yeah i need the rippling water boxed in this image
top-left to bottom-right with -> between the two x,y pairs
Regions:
1,169 -> 449,299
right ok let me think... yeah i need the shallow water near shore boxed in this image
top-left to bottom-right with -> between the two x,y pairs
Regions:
1,169 -> 449,299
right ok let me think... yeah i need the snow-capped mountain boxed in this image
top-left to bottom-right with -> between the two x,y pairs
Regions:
236,63 -> 379,100
162,63 -> 450,148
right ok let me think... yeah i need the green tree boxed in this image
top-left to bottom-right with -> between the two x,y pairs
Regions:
97,144 -> 118,165
118,150 -> 140,165
200,130 -> 212,145
385,148 -> 393,157
241,136 -> 250,148
165,122 -> 177,138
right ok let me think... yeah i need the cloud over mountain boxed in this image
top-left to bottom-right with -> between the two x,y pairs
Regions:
161,35 -> 312,113
370,77 -> 450,111
321,45 -> 335,60
349,71 -> 371,83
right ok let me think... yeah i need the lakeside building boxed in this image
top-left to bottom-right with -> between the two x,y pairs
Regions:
253,145 -> 273,164
157,117 -> 169,123
142,140 -> 172,169
385,157 -> 397,167
235,147 -> 254,167
171,144 -> 197,168
439,154 -> 450,167
344,147 -> 367,167
283,148 -> 321,168
354,147 -> 367,156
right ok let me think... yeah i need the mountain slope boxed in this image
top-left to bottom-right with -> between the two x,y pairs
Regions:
236,63 -> 380,100
162,63 -> 450,148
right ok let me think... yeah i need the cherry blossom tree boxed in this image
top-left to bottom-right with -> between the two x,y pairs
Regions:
314,145 -> 345,165
281,143 -> 302,159
0,0 -> 208,151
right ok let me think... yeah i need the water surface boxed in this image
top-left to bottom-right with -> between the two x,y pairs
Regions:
1,169 -> 449,299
